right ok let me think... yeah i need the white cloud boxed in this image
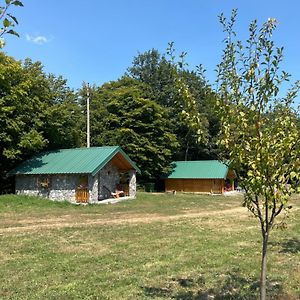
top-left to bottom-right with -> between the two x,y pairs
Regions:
26,34 -> 51,45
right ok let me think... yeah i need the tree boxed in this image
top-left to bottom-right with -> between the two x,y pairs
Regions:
86,77 -> 179,181
41,74 -> 85,150
128,48 -> 178,107
128,48 -> 216,161
0,0 -> 23,48
215,10 -> 300,299
0,53 -> 84,192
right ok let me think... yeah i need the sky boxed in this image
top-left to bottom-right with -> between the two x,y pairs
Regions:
3,0 -> 300,93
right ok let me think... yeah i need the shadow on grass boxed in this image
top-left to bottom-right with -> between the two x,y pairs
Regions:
270,238 -> 300,254
280,238 -> 300,254
141,269 -> 286,299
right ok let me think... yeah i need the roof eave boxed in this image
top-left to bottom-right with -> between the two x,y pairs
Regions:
91,147 -> 141,176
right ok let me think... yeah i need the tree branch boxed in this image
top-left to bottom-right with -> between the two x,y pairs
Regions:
0,3 -> 10,21
254,195 -> 265,236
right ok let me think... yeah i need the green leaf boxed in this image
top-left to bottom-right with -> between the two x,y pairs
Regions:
7,13 -> 18,25
3,18 -> 11,28
7,29 -> 19,37
5,0 -> 11,5
12,0 -> 23,6
290,171 -> 297,179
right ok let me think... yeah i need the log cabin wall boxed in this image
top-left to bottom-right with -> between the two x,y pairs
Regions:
165,178 -> 224,194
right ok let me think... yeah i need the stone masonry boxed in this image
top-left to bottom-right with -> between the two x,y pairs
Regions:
97,162 -> 120,201
15,162 -> 137,203
129,169 -> 136,198
16,174 -> 79,203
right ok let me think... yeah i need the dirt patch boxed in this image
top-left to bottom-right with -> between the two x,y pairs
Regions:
0,207 -> 248,234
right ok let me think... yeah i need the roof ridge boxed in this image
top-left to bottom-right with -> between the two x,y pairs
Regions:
9,146 -> 142,176
166,160 -> 229,179
45,146 -> 120,152
175,160 -> 223,163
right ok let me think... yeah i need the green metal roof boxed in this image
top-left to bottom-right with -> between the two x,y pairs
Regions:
165,160 -> 229,179
10,146 -> 140,176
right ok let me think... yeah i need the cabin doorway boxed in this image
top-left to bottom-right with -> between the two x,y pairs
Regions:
211,179 -> 221,194
76,175 -> 89,203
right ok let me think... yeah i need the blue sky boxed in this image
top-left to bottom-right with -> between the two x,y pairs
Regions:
3,0 -> 300,92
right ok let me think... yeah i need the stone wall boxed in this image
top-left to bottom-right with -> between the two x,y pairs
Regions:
129,170 -> 136,198
49,174 -> 78,202
16,175 -> 40,197
16,174 -> 79,203
15,163 -> 137,203
88,174 -> 98,203
98,162 -> 120,200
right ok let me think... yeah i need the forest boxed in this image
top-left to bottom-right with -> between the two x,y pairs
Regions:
0,47 -> 220,192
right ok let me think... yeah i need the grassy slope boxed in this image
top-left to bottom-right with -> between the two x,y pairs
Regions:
0,193 -> 299,300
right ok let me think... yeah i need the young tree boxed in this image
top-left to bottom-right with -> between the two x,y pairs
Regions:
0,0 -> 23,48
215,10 -> 300,299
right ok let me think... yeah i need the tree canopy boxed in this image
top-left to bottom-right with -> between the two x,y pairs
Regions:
0,53 -> 84,192
86,77 -> 179,181
0,46 -> 217,191
128,48 -> 218,161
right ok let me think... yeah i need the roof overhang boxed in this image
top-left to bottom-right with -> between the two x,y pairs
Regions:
91,147 -> 141,176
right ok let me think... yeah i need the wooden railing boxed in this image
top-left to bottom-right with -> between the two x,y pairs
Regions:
76,188 -> 89,203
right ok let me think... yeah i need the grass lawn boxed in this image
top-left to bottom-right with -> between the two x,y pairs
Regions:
0,192 -> 299,299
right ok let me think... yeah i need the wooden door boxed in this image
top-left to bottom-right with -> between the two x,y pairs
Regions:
76,188 -> 89,203
212,179 -> 222,194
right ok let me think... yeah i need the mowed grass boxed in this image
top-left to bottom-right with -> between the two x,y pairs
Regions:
0,193 -> 299,300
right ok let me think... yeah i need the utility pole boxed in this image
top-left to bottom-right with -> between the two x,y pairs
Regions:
86,83 -> 90,148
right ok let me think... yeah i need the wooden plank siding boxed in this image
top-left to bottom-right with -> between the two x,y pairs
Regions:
165,179 -> 224,194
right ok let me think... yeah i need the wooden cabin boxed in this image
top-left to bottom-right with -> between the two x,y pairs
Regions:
164,160 -> 235,194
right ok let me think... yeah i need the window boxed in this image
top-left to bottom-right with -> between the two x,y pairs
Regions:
37,176 -> 50,189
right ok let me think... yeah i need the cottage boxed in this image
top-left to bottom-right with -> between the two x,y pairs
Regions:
10,146 -> 140,203
164,160 -> 235,194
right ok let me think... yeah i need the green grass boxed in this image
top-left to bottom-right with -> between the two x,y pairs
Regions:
0,193 -> 299,299
0,192 -> 241,214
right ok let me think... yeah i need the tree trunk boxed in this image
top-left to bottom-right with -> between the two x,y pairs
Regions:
260,233 -> 269,300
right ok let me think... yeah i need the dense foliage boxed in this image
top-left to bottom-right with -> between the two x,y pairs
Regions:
87,77 -> 179,181
0,0 -> 218,189
0,53 -> 83,192
0,47 -> 219,192
128,48 -> 219,161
